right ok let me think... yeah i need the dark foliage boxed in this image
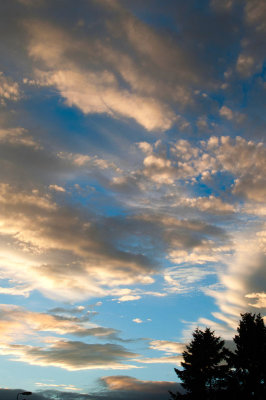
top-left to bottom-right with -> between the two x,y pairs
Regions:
170,313 -> 266,400
170,328 -> 228,399
229,313 -> 266,399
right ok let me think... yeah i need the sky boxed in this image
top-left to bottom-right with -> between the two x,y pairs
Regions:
0,0 -> 265,399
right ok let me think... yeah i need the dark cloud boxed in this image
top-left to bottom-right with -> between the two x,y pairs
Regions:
0,377 -> 183,400
4,340 -> 138,370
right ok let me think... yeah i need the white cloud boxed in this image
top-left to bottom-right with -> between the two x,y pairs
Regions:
164,265 -> 217,293
25,21 -> 177,132
245,292 -> 266,308
132,318 -> 143,324
35,382 -> 81,391
196,230 -> 266,337
149,340 -> 185,354
118,295 -> 141,302
134,355 -> 182,365
49,184 -> 66,192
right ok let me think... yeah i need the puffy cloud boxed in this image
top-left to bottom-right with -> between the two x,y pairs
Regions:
0,72 -> 20,104
139,136 -> 266,205
0,183 -> 56,211
213,137 -> 266,203
236,53 -> 256,77
49,184 -> 66,192
118,295 -> 141,302
233,0 -> 266,78
132,318 -> 142,324
179,196 -> 235,215
219,105 -> 234,120
0,127 -> 40,149
233,175 -> 266,203
57,151 -> 120,172
245,0 -> 266,33
143,154 -> 175,184
137,142 -> 153,154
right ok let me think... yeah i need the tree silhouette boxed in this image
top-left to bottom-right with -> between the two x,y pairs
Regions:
230,313 -> 266,399
170,328 -> 228,399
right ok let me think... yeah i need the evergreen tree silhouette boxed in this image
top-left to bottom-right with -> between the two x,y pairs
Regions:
170,328 -> 227,399
230,313 -> 266,399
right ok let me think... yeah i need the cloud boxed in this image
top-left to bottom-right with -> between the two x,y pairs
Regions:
35,383 -> 81,392
210,0 -> 234,12
0,127 -> 40,149
1,134 -> 263,303
178,196 -> 235,215
245,292 -> 266,308
0,304 -> 121,340
25,20 -> 176,131
0,72 -> 20,104
219,105 -> 234,120
0,285 -> 31,297
0,183 -> 158,301
135,213 -> 228,265
132,318 -> 143,324
233,0 -> 266,78
2,376 -> 183,400
57,151 -> 120,172
100,375 -> 182,395
118,295 -> 141,302
138,136 -> 266,205
245,0 -> 266,33
164,266 -> 217,293
198,230 -> 266,337
236,53 -> 256,77
49,184 -> 66,192
134,355 -> 182,365
0,340 -> 138,370
149,340 -> 185,354
0,303 -> 151,371
49,306 -> 85,314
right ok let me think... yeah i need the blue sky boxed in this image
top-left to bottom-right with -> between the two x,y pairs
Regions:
0,0 -> 265,399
